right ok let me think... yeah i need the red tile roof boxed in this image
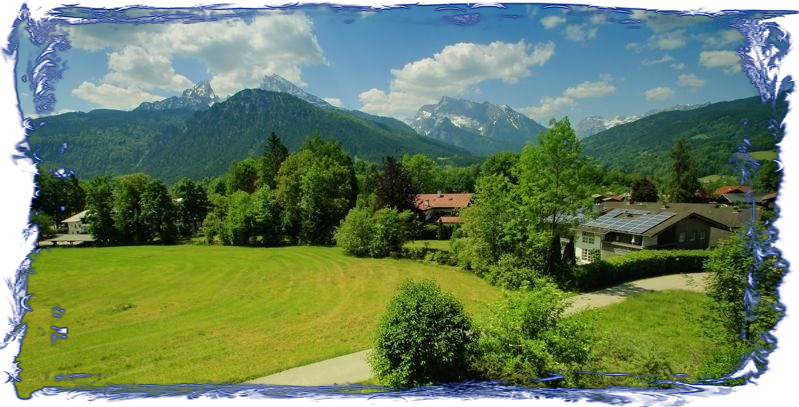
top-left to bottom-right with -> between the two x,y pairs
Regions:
713,185 -> 752,196
415,193 -> 473,211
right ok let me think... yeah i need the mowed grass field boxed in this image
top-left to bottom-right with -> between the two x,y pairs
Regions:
16,245 -> 504,397
568,290 -> 726,386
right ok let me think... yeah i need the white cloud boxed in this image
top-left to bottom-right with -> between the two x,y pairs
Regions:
626,42 -> 644,53
104,45 -> 194,92
563,80 -> 616,99
649,30 -> 687,50
518,96 -> 576,123
699,50 -> 742,74
642,54 -> 673,66
565,24 -> 598,42
72,82 -> 163,110
678,73 -> 707,87
671,62 -> 686,70
68,12 -> 327,108
698,28 -> 743,48
540,15 -> 566,29
631,9 -> 715,33
323,97 -> 344,108
645,87 -> 675,101
358,40 -> 556,119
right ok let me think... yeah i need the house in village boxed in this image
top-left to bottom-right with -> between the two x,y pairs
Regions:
414,193 -> 472,223
574,201 -> 749,264
39,209 -> 94,246
62,209 -> 89,234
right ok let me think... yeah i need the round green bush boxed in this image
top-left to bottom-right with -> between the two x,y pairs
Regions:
370,279 -> 476,390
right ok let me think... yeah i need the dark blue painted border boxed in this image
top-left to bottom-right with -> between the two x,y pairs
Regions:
0,0 -> 799,405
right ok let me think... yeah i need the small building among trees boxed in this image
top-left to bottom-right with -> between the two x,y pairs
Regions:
574,204 -> 731,263
414,193 -> 472,223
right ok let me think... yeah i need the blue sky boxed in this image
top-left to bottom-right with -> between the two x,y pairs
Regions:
13,3 -> 788,125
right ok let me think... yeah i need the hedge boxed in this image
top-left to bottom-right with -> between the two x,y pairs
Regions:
570,249 -> 711,292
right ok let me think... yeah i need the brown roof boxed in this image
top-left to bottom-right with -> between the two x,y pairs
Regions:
761,192 -> 777,202
601,201 -> 757,230
415,193 -> 473,211
438,216 -> 464,224
713,185 -> 752,196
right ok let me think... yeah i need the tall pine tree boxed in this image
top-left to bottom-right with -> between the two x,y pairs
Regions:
667,138 -> 700,203
261,132 -> 289,189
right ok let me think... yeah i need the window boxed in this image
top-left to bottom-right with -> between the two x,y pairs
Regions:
699,230 -> 706,240
582,232 -> 595,244
581,249 -> 595,262
679,232 -> 686,243
689,231 -> 696,241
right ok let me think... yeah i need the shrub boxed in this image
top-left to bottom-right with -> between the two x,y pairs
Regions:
569,249 -> 711,291
335,208 -> 414,258
370,280 -> 476,390
370,208 -> 415,257
334,208 -> 374,257
474,283 -> 594,387
485,254 -> 552,290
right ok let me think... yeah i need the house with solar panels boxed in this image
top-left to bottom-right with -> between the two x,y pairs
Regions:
574,206 -> 730,263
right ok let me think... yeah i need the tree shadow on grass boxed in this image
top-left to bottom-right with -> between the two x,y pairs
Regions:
591,283 -> 652,298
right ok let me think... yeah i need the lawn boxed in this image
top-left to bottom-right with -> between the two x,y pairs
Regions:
567,290 -> 729,387
16,245 -> 503,397
748,150 -> 778,161
403,239 -> 452,251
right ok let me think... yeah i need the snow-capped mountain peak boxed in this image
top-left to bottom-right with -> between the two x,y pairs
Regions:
135,80 -> 221,111
259,74 -> 333,109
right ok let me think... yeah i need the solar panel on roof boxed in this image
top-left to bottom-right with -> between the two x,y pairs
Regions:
584,210 -> 676,234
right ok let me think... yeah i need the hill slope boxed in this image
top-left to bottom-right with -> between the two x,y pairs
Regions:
28,90 -> 474,183
581,95 -> 786,180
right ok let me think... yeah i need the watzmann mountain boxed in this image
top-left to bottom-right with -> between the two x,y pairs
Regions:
29,82 -> 474,183
410,96 -> 547,156
135,80 -> 221,111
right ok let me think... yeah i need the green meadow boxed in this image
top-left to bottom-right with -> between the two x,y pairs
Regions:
16,245 -> 731,397
16,245 -> 503,397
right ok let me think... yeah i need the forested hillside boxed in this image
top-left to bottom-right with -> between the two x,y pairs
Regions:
581,95 -> 786,180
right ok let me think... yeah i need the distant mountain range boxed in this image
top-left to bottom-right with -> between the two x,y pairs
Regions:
574,103 -> 710,139
410,96 -> 546,155
29,81 -> 474,183
28,74 -> 782,185
580,96 -> 785,180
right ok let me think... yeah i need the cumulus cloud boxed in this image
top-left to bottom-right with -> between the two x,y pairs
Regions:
72,82 -> 163,110
649,30 -> 687,50
104,45 -> 194,92
323,97 -> 344,108
540,15 -> 566,29
565,24 -> 598,42
671,62 -> 686,70
645,87 -> 675,101
678,73 -> 707,87
642,54 -> 673,66
67,12 -> 327,109
563,80 -> 616,99
699,50 -> 742,74
518,96 -> 576,124
698,29 -> 743,48
358,40 -> 556,119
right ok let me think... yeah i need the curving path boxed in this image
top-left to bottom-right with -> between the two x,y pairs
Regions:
245,272 -> 709,387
